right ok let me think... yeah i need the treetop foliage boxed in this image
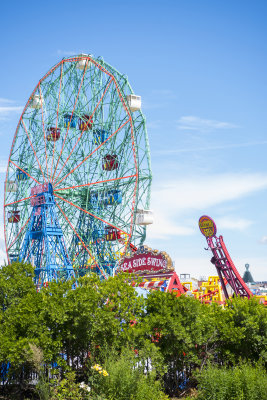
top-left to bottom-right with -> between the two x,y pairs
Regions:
0,262 -> 266,399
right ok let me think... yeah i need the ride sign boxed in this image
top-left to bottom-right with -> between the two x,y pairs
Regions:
118,248 -> 172,274
199,215 -> 217,238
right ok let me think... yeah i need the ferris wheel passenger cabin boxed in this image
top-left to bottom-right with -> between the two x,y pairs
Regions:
31,94 -> 43,109
46,127 -> 61,141
7,210 -> 20,223
126,95 -> 141,112
76,54 -> 92,70
105,226 -> 121,241
102,154 -> 118,171
64,114 -> 77,129
102,189 -> 122,206
90,189 -> 122,206
93,129 -> 109,145
78,114 -> 93,131
16,168 -> 28,181
6,180 -> 18,192
136,209 -> 154,225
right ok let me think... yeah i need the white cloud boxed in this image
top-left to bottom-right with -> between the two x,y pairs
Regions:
155,141 -> 267,155
0,159 -> 8,173
0,106 -> 23,120
216,217 -> 253,231
0,98 -> 23,119
152,173 -> 267,212
260,236 -> 267,244
146,173 -> 267,240
177,116 -> 238,131
0,98 -> 15,104
0,106 -> 23,113
147,213 -> 194,240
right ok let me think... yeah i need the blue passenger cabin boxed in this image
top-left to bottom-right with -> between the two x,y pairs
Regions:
64,114 -> 77,129
93,129 -> 109,145
16,168 -> 28,181
90,189 -> 122,206
102,190 -> 122,206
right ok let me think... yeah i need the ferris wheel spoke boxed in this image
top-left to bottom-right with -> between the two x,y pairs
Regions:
54,193 -> 130,237
54,174 -> 137,192
4,195 -> 35,208
52,60 -> 89,181
50,61 -> 64,180
52,77 -> 113,184
38,84 -> 50,181
10,161 -> 40,184
55,201 -> 107,280
54,118 -> 130,188
7,216 -> 31,252
20,119 -> 46,182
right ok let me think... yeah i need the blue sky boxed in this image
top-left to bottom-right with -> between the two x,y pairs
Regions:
0,0 -> 267,280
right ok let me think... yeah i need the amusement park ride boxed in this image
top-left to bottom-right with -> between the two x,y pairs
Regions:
3,54 -> 266,305
4,54 -> 153,287
197,215 -> 267,304
198,215 -> 253,299
115,216 -> 266,305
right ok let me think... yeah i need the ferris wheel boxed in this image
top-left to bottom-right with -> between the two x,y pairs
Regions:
4,54 -> 152,283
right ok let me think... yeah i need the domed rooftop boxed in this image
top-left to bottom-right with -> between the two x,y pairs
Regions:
243,263 -> 254,283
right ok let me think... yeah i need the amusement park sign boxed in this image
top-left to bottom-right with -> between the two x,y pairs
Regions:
199,215 -> 217,238
118,248 -> 172,274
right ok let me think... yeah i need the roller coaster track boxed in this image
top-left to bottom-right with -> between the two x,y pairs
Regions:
206,235 -> 253,299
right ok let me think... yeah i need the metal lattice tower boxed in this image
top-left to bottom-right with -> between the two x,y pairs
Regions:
19,183 -> 74,286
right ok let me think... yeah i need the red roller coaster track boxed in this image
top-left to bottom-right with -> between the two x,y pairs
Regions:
207,235 -> 253,299
199,216 -> 253,299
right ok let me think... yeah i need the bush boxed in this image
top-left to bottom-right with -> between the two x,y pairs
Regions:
196,362 -> 267,400
88,347 -> 168,400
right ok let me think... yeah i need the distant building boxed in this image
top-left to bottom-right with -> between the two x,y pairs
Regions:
243,264 -> 254,283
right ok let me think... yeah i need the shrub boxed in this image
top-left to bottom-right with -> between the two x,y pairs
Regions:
196,362 -> 267,400
50,371 -> 90,400
88,347 -> 168,400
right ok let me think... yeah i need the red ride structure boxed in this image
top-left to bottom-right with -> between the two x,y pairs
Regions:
199,215 -> 253,299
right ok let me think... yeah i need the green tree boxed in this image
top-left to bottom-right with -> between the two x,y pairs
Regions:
215,296 -> 267,365
142,291 -> 219,395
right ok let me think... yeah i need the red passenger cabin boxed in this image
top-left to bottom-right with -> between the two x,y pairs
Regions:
105,227 -> 121,241
79,114 -> 93,131
102,155 -> 118,171
47,127 -> 60,142
8,210 -> 20,223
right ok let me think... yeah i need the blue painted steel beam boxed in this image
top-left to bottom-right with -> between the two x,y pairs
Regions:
19,183 -> 74,287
